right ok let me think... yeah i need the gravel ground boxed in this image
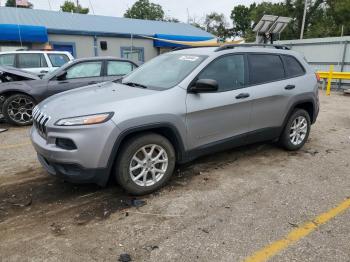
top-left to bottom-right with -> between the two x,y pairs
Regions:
0,91 -> 349,262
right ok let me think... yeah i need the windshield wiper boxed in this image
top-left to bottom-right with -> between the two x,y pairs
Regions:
123,82 -> 148,89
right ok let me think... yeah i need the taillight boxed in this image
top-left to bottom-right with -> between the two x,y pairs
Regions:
315,73 -> 320,81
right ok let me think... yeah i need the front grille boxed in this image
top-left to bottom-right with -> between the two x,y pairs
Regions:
32,107 -> 50,138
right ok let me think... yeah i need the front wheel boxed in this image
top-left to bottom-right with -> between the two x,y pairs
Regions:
115,133 -> 176,195
279,109 -> 311,151
2,94 -> 36,126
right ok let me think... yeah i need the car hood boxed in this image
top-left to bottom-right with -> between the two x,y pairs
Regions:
0,66 -> 40,80
38,81 -> 157,120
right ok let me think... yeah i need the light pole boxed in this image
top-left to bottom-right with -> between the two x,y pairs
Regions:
300,0 -> 308,39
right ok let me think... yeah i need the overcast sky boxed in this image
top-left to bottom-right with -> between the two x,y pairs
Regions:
2,0 -> 280,23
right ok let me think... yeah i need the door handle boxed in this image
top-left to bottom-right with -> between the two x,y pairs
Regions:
235,93 -> 250,99
59,81 -> 69,84
88,81 -> 97,85
285,85 -> 296,90
40,70 -> 48,74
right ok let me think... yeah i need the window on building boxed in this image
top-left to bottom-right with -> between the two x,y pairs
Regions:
121,47 -> 144,62
66,61 -> 102,79
17,53 -> 47,68
197,55 -> 245,91
107,61 -> 135,76
248,54 -> 285,84
0,54 -> 15,66
282,55 -> 305,78
48,54 -> 70,67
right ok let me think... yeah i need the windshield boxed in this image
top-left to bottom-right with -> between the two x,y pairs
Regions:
42,60 -> 73,80
122,53 -> 207,90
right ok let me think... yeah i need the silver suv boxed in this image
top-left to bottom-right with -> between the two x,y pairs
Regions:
30,45 -> 319,195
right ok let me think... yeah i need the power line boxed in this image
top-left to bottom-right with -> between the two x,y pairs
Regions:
88,0 -> 95,14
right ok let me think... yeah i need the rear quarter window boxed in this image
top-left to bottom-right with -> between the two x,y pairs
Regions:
282,55 -> 305,78
0,54 -> 15,66
248,54 -> 285,85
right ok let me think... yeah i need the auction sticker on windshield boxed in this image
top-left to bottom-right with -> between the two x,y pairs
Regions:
179,56 -> 200,62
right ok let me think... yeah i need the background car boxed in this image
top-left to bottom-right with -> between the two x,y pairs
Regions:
0,50 -> 74,77
0,57 -> 138,126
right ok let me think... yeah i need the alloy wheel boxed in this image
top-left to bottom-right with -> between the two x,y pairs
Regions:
7,97 -> 34,124
289,116 -> 308,145
129,144 -> 168,187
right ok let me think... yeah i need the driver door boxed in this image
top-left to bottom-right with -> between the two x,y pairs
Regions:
186,54 -> 253,150
47,60 -> 103,96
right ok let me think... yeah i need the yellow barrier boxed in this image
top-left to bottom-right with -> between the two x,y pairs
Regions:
317,66 -> 350,96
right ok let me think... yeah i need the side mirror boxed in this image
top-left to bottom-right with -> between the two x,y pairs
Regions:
189,79 -> 218,93
56,71 -> 67,81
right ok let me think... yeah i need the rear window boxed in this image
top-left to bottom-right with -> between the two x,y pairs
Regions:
48,54 -> 70,67
17,53 -> 47,68
282,55 -> 305,77
0,54 -> 15,66
248,54 -> 285,85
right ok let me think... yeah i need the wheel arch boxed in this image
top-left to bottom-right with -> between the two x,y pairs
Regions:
283,99 -> 315,129
105,123 -> 187,181
0,90 -> 37,103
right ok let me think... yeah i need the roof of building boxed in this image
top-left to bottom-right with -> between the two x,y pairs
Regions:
0,7 -> 213,38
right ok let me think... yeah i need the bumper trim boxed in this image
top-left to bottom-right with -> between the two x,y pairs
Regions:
37,154 -> 110,186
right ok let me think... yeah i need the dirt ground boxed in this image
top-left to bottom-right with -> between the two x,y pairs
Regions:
0,91 -> 349,262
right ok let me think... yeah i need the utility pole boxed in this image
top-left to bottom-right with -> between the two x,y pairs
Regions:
300,0 -> 308,39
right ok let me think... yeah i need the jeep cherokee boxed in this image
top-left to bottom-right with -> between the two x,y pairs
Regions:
30,45 -> 319,195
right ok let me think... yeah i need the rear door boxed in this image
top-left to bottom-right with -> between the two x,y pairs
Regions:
16,53 -> 50,76
103,60 -> 136,81
186,54 -> 253,149
247,53 -> 303,142
47,60 -> 104,96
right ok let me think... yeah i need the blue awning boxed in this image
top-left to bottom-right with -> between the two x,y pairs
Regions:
154,34 -> 214,48
0,24 -> 48,43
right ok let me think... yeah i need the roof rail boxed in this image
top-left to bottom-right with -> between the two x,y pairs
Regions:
215,44 -> 290,52
172,45 -> 219,51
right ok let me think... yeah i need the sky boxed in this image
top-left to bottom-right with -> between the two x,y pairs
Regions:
0,0 -> 280,23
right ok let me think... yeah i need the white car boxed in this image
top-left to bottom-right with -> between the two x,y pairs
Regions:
0,51 -> 74,77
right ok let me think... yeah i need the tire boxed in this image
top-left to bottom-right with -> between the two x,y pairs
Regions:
2,94 -> 36,126
115,133 -> 176,195
279,109 -> 311,151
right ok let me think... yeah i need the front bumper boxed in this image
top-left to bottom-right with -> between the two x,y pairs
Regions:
30,121 -> 120,186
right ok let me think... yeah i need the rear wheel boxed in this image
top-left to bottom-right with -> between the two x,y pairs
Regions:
280,109 -> 311,151
115,133 -> 176,195
2,94 -> 36,126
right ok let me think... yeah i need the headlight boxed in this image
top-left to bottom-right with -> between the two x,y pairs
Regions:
55,112 -> 113,126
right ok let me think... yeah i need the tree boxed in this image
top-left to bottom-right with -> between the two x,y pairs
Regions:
203,12 -> 231,39
124,0 -> 165,21
164,17 -> 180,23
5,0 -> 33,8
231,5 -> 251,37
327,0 -> 350,35
60,0 -> 89,14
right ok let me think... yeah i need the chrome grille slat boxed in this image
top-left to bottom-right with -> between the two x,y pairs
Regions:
33,108 -> 50,138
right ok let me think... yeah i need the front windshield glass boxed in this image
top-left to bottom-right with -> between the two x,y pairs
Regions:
42,60 -> 73,80
122,53 -> 207,90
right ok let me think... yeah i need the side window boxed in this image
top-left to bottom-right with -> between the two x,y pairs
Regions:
66,61 -> 102,79
248,54 -> 285,85
0,54 -> 15,66
48,54 -> 70,67
197,55 -> 245,92
282,55 -> 305,78
17,53 -> 47,68
107,61 -> 134,76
